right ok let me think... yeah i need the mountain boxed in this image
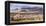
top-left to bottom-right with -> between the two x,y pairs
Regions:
10,6 -> 43,14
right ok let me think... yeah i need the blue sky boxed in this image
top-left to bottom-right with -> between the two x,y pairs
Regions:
10,3 -> 43,13
10,3 -> 43,10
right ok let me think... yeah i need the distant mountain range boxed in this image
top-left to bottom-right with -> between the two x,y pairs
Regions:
10,7 -> 43,14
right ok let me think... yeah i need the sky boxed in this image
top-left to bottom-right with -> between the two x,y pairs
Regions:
10,3 -> 43,13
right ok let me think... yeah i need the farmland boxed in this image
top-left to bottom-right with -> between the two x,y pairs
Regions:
10,13 -> 43,23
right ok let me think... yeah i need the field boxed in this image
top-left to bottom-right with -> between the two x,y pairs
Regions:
10,13 -> 43,23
